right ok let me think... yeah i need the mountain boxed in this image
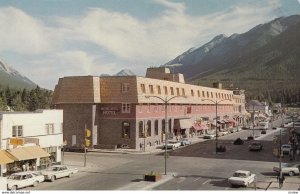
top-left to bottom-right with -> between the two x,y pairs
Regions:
114,69 -> 135,76
0,60 -> 37,89
165,15 -> 300,103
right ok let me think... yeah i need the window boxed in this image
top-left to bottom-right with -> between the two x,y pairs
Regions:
215,92 -> 218,98
191,90 -> 194,96
146,120 -> 151,137
138,121 -> 144,138
149,85 -> 154,94
176,88 -> 180,96
187,106 -> 192,114
198,90 -> 200,97
211,92 -> 213,98
164,86 -> 168,95
181,88 -> 185,96
207,91 -> 209,98
122,83 -> 129,93
72,135 -> 76,146
157,86 -> 161,94
168,119 -> 172,133
154,120 -> 158,136
12,125 -> 23,137
122,103 -> 130,113
170,87 -> 174,95
202,91 -> 205,97
162,119 -> 165,134
122,121 -> 130,138
141,84 -> 146,93
46,123 -> 54,134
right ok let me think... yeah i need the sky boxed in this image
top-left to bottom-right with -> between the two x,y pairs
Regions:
0,0 -> 299,90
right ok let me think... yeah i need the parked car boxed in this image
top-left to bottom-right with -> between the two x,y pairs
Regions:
273,163 -> 300,176
162,140 -> 181,150
261,129 -> 267,134
41,165 -> 78,182
203,134 -> 216,139
281,144 -> 292,155
7,171 -> 45,190
233,138 -> 244,145
219,131 -> 229,136
249,141 -> 263,151
228,170 -> 256,187
179,138 -> 192,146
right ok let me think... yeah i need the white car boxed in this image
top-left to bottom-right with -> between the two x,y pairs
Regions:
7,171 -> 45,190
179,138 -> 192,146
228,170 -> 256,187
41,165 -> 78,182
273,163 -> 300,176
203,134 -> 216,139
163,140 -> 181,150
281,144 -> 292,155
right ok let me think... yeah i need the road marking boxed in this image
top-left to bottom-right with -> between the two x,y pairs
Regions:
202,179 -> 211,185
193,177 -> 201,182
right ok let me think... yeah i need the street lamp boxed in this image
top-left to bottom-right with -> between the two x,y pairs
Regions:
202,98 -> 232,154
145,95 -> 186,175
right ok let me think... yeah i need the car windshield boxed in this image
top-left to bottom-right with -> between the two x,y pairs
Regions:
282,145 -> 291,148
49,167 -> 60,171
8,175 -> 22,180
233,173 -> 247,178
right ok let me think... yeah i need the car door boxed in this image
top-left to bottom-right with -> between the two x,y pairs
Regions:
23,174 -> 33,188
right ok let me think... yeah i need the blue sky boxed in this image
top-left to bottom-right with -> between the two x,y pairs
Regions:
0,0 -> 299,89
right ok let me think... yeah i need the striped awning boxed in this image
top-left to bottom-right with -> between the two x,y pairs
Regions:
0,150 -> 14,164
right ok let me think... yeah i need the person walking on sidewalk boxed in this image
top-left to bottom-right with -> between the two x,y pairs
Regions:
277,174 -> 285,189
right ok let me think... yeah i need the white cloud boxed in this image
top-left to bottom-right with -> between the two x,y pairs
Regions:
59,0 -> 282,66
0,7 -> 54,54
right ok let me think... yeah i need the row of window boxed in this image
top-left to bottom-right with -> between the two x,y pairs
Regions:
121,103 -> 232,114
121,82 -> 235,100
139,83 -> 234,100
121,120 -> 172,139
12,123 -> 62,137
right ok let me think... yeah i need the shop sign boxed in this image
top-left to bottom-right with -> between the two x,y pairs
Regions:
9,138 -> 24,146
101,107 -> 119,115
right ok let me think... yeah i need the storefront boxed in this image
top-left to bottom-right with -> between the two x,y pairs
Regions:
5,146 -> 50,175
0,150 -> 14,176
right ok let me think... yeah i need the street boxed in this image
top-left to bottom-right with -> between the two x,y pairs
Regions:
26,118 -> 298,190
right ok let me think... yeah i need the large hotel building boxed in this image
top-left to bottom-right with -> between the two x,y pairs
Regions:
52,67 -> 247,150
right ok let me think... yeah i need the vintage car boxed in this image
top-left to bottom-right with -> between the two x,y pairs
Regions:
41,165 -> 78,182
162,140 -> 181,150
281,144 -> 292,155
273,163 -> 300,176
179,138 -> 192,146
228,170 -> 256,187
203,134 -> 216,139
7,171 -> 45,190
249,141 -> 263,151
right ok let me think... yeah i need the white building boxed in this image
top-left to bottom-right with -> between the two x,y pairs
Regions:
0,109 -> 63,176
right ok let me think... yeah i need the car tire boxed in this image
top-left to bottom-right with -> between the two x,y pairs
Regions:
11,185 -> 17,190
33,181 -> 39,187
50,176 -> 56,182
68,173 -> 73,178
289,171 -> 295,176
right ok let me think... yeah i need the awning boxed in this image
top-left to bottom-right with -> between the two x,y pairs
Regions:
7,146 -> 50,161
0,150 -> 14,165
228,119 -> 236,123
192,123 -> 209,130
217,120 -> 225,124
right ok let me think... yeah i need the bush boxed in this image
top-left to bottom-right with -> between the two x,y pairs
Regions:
233,138 -> 244,145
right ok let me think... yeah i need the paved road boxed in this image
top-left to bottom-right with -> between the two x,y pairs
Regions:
26,117 -> 296,190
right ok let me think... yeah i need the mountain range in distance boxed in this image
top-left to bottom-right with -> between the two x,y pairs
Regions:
165,14 -> 300,103
0,60 -> 36,90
